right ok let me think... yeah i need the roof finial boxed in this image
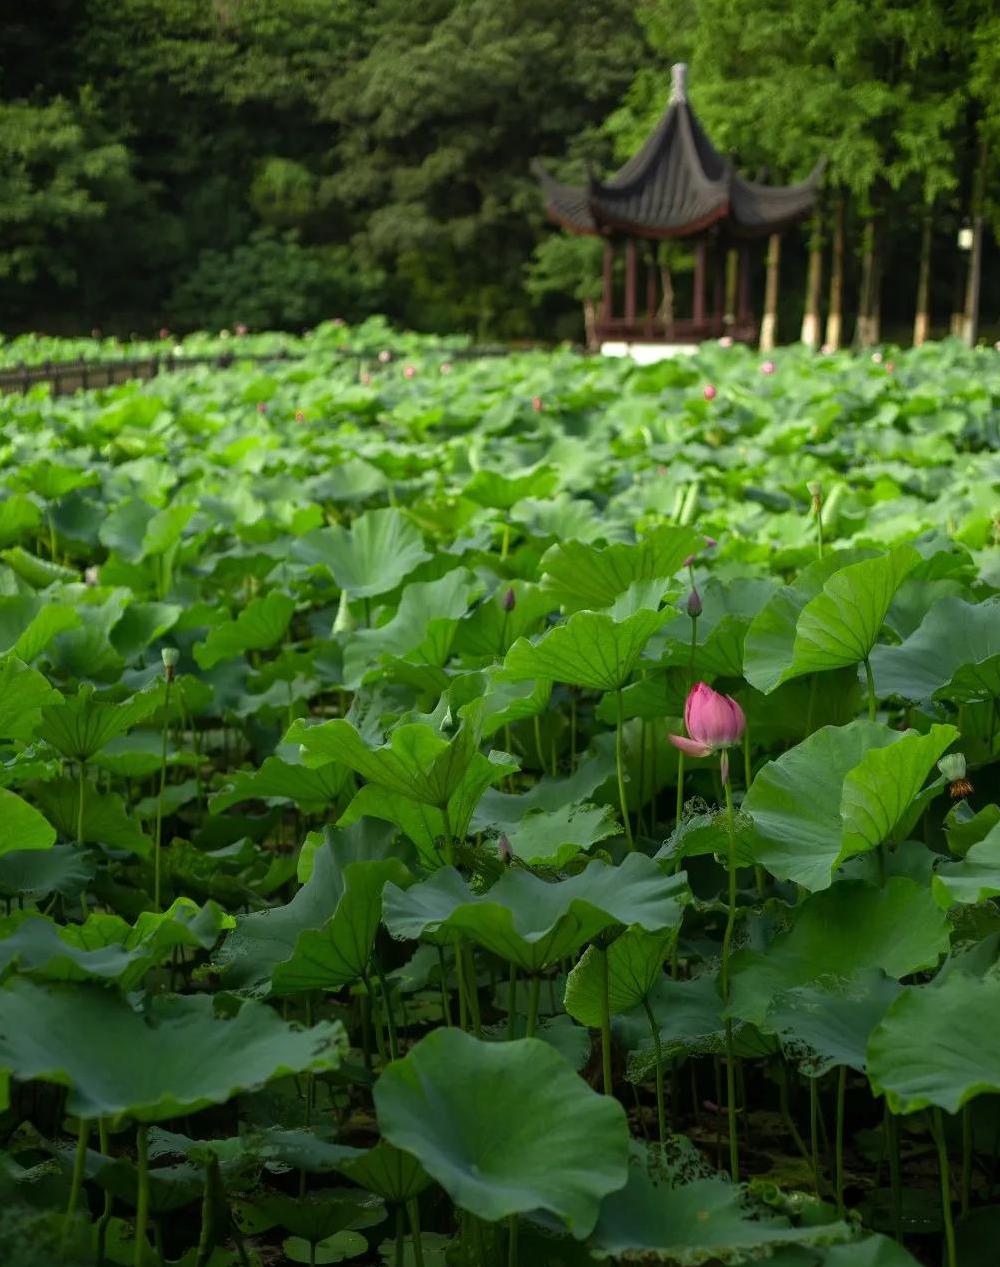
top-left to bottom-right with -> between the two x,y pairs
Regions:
670,63 -> 688,103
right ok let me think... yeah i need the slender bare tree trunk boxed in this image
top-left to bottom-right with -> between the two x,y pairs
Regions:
913,211 -> 933,346
759,233 -> 781,352
824,196 -> 845,350
800,213 -> 823,349
962,139 -> 988,347
854,217 -> 880,348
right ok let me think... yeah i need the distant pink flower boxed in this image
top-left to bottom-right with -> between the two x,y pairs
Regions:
885,360 -> 895,374
683,536 -> 717,568
235,323 -> 248,337
703,384 -> 717,401
718,336 -> 734,348
378,350 -> 392,363
440,362 -> 453,375
657,464 -> 669,475
403,365 -> 416,379
669,682 -> 746,782
332,317 -> 346,327
158,327 -> 170,339
295,409 -> 306,423
256,402 -> 267,414
360,371 -> 373,385
760,360 -> 776,375
531,396 -> 543,412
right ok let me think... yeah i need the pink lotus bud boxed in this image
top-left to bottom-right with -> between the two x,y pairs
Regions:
718,336 -> 734,348
760,360 -> 776,375
256,402 -> 267,414
360,371 -> 373,385
158,327 -> 170,340
669,682 -> 746,760
703,384 -> 717,401
885,360 -> 895,374
84,565 -> 99,587
657,465 -> 669,475
531,396 -> 543,412
403,365 -> 416,379
331,317 -> 345,327
502,586 -> 516,613
686,586 -> 702,618
440,362 -> 453,375
682,537 -> 717,568
497,834 -> 513,864
295,410 -> 306,423
235,323 -> 248,336
378,350 -> 392,363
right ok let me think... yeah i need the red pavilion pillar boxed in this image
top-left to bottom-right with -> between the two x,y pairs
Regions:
601,239 -> 615,330
693,240 -> 707,325
624,238 -> 638,328
737,245 -> 752,332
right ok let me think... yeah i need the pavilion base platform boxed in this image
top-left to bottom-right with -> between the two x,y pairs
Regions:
600,341 -> 700,363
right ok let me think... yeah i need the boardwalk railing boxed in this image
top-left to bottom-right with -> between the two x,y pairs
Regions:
0,350 -> 305,398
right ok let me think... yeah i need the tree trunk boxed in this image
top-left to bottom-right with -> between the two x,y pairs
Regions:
913,211 -> 932,347
800,213 -> 823,349
962,139 -> 988,347
759,233 -> 781,352
583,298 -> 598,351
824,196 -> 845,351
854,217 -> 879,348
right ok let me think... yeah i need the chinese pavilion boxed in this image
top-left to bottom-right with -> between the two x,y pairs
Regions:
534,64 -> 823,346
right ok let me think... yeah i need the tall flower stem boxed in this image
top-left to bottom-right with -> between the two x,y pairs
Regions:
643,998 -> 666,1147
525,975 -> 541,1038
154,673 -> 172,912
615,689 -> 634,850
598,946 -> 614,1095
932,1108 -> 958,1267
63,1117 -> 90,1242
721,772 -> 740,1181
810,1078 -> 822,1195
406,1200 -> 425,1267
864,657 -> 877,722
886,1107 -> 902,1240
834,1066 -> 847,1214
507,962 -> 518,1039
134,1123 -> 150,1267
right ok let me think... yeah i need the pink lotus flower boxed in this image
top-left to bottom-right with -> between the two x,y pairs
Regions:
718,336 -> 734,348
360,371 -> 373,385
760,360 -> 776,375
256,402 -> 267,414
440,362 -> 453,375
531,396 -> 544,412
403,365 -> 416,379
885,360 -> 895,374
670,682 -> 746,778
158,327 -> 170,340
331,317 -> 345,327
703,384 -> 717,401
235,323 -> 248,336
295,409 -> 306,423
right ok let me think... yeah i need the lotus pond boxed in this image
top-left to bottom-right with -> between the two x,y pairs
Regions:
0,326 -> 998,1267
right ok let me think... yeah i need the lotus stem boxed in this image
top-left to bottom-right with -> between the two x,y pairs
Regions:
721,773 -> 740,1181
864,657 -> 877,722
886,1107 -> 902,1240
507,1213 -> 519,1267
154,673 -> 172,912
525,974 -> 541,1039
962,1103 -> 972,1216
436,946 -> 453,1026
835,1066 -> 847,1214
406,1199 -> 425,1267
811,1077 -> 822,1195
454,939 -> 469,1032
675,751 -> 685,835
63,1117 -> 90,1242
507,962 -> 518,1039
374,955 -> 400,1060
134,1123 -> 150,1267
932,1108 -> 958,1267
441,804 -> 454,869
464,943 -> 481,1037
643,997 -> 667,1147
394,1207 -> 405,1267
615,689 -> 634,850
598,946 -> 614,1095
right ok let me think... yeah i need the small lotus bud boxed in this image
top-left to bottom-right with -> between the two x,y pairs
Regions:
161,646 -> 179,681
531,396 -> 543,412
84,565 -> 99,587
760,360 -> 776,375
718,335 -> 733,348
502,586 -> 516,613
703,384 -> 717,401
403,365 -> 416,379
331,317 -> 345,327
235,323 -> 248,336
295,409 -> 306,423
158,326 -> 170,339
256,401 -> 267,414
807,480 -> 824,514
497,834 -> 513,864
360,371 -> 373,385
820,342 -> 834,355
378,350 -> 392,363
686,586 -> 702,618
440,362 -> 453,374
885,360 -> 895,374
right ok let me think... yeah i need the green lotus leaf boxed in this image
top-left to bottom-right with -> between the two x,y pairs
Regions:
472,745 -> 616,833
502,801 -> 622,866
867,973 -> 1000,1114
294,507 -> 430,599
760,971 -> 901,1077
0,547 -> 78,588
258,1191 -> 385,1242
194,591 -> 295,669
382,854 -> 689,972
462,465 -> 558,510
0,494 -> 42,546
745,721 -> 957,890
215,827 -> 410,996
658,576 -> 776,678
729,879 -> 950,1027
0,845 -> 94,898
331,1140 -> 433,1203
871,595 -> 1000,703
504,583 -> 670,691
565,928 -> 678,1028
540,525 -> 701,613
0,596 -> 80,662
109,601 -> 182,661
36,682 -> 159,763
374,1028 -> 629,1235
0,786 -> 57,855
933,823 -> 1000,907
0,979 -> 345,1121
590,1154 -> 851,1261
210,754 -> 352,814
32,777 -> 150,856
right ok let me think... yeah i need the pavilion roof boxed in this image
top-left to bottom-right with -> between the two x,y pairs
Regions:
535,64 -> 823,240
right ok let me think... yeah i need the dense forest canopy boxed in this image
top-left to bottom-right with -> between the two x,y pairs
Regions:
2,0 -> 998,341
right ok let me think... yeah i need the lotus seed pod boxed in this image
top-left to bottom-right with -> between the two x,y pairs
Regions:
938,753 -> 967,782
161,646 -> 179,681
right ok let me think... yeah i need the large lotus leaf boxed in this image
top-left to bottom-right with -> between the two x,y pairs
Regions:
472,745 -> 616,833
503,801 -> 622,866
744,720 -> 956,890
0,494 -> 41,545
0,596 -> 80,662
341,570 -> 479,689
454,668 -> 552,739
332,1140 -> 433,1203
256,1191 -> 385,1242
0,845 -> 94,898
374,1028 -> 629,1236
463,464 -> 558,510
504,585 -> 670,691
564,928 -> 678,1028
47,588 -> 131,680
871,595 -> 1000,703
729,879 -> 950,1027
540,525 -> 701,613
32,777 -> 150,856
36,683 -> 158,763
743,549 -> 875,693
658,576 -> 777,678
110,601 -> 182,662
289,715 -> 485,808
761,972 -> 902,1077
215,827 -> 409,995
194,591 -> 295,669
867,974 -> 1000,1114
294,507 -> 430,599
590,1155 -> 850,1262
933,825 -> 1000,907
382,854 -> 689,972
943,801 -> 1000,858
0,657 -> 60,741
1,546 -> 79,589
0,787 -> 57,855
0,979 -> 345,1121
210,754 -> 352,814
